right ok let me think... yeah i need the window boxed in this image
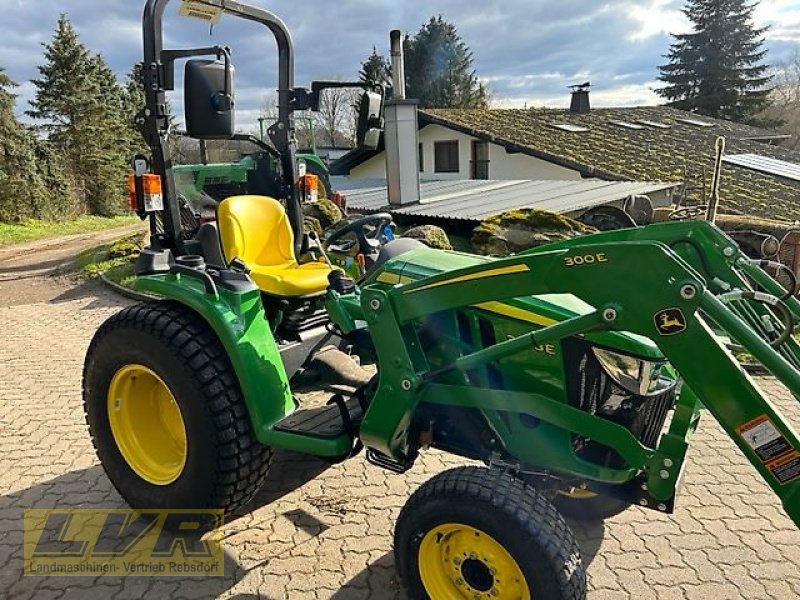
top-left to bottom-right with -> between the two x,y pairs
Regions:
675,117 -> 714,128
434,140 -> 460,173
609,120 -> 645,130
549,123 -> 589,133
471,140 -> 490,180
636,119 -> 671,129
418,143 -> 424,173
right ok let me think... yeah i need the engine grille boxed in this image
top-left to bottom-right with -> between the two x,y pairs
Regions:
563,339 -> 676,468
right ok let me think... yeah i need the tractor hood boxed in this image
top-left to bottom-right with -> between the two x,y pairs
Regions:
364,246 -> 665,360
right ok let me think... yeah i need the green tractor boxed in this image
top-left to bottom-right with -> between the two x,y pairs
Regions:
85,1 -> 800,598
171,140 -> 332,205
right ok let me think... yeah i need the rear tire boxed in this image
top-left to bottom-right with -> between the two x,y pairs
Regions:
83,301 -> 271,516
395,466 -> 586,600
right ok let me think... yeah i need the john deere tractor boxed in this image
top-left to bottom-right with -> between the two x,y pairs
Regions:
84,1 -> 800,598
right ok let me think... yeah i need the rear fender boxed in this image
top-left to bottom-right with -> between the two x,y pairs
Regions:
134,274 -> 293,443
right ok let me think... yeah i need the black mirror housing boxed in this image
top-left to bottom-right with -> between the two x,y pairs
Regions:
184,58 -> 235,139
356,90 -> 383,150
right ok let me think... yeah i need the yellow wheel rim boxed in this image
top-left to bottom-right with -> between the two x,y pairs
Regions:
558,487 -> 597,500
107,364 -> 187,485
419,523 -> 531,600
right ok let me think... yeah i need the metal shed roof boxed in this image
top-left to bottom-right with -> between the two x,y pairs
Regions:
333,178 -> 680,222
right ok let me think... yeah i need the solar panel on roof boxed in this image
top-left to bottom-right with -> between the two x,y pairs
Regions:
609,120 -> 645,130
675,117 -> 714,127
722,154 -> 800,182
550,123 -> 589,133
636,119 -> 671,129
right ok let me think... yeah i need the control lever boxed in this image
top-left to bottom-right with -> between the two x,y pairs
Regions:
308,231 -> 334,270
229,257 -> 251,274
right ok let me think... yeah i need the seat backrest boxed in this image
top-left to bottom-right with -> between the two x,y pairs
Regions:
217,195 -> 296,267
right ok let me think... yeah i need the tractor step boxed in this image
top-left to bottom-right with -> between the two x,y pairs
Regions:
273,395 -> 363,439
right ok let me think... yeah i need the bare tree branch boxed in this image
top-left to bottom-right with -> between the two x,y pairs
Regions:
763,50 -> 800,149
315,84 -> 358,148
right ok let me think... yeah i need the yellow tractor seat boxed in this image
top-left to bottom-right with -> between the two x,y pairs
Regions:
217,195 -> 335,298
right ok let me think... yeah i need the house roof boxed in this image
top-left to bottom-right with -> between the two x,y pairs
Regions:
331,106 -> 800,220
333,177 -> 679,223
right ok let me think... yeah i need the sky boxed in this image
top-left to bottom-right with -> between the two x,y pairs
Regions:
1,0 -> 799,129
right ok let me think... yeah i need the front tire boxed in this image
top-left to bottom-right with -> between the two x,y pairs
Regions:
83,301 -> 271,516
395,466 -> 586,600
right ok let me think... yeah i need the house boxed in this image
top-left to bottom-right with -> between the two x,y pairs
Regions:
332,105 -> 800,220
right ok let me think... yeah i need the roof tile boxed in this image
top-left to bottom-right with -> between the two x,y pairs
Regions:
421,106 -> 800,220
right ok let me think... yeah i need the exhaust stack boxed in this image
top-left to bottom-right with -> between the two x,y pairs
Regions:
385,29 -> 420,206
390,30 -> 406,100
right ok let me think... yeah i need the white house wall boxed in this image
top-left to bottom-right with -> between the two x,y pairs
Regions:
348,123 -> 583,181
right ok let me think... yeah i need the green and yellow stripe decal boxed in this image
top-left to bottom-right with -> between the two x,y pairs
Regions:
374,266 -> 555,327
405,264 -> 530,293
474,301 -> 556,327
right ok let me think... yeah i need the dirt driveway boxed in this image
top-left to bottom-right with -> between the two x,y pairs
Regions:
0,224 -> 144,305
0,231 -> 799,599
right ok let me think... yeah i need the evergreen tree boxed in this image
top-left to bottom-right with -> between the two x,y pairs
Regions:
81,54 -> 130,216
0,67 -> 78,221
0,69 -> 41,221
359,17 -> 488,108
403,16 -> 488,108
656,0 -> 772,123
28,15 -> 128,216
27,15 -> 93,143
359,47 -> 392,89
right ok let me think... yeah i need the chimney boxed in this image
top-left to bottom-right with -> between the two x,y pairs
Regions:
385,29 -> 420,206
569,82 -> 591,114
390,30 -> 406,100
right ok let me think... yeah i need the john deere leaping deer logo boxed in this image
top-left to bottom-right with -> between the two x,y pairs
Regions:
654,308 -> 687,335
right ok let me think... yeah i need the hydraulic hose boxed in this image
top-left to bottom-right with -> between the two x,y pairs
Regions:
751,259 -> 798,301
718,290 -> 795,347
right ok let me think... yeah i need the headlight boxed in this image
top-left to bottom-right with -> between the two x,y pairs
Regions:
592,347 -> 677,397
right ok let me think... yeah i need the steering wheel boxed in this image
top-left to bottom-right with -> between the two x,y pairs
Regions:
325,213 -> 394,259
669,205 -> 708,221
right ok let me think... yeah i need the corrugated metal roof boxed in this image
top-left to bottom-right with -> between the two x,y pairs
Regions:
723,154 -> 800,182
333,178 -> 680,222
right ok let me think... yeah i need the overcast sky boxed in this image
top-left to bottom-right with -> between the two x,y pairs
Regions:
1,0 -> 799,128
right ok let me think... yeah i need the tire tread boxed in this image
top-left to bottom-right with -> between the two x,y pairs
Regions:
395,466 -> 586,600
83,301 -> 271,515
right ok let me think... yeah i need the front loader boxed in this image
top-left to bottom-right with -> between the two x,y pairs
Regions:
83,1 -> 800,598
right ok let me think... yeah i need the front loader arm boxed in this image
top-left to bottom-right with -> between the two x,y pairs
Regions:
358,240 -> 800,526
527,220 -> 800,368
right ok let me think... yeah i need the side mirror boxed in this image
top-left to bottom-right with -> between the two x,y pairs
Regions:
184,57 -> 235,139
356,90 -> 383,150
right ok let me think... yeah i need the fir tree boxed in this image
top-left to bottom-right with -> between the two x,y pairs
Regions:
359,47 -> 392,89
0,68 -> 78,221
359,17 -> 488,108
0,69 -> 40,221
80,54 -> 130,216
121,64 -> 146,155
27,15 -> 93,143
403,16 -> 488,108
28,15 -> 128,215
656,0 -> 772,123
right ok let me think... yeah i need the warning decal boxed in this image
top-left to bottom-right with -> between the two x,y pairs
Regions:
767,451 -> 800,485
736,415 -> 793,463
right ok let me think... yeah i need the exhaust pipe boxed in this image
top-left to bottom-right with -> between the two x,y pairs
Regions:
385,30 -> 420,206
390,30 -> 406,100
